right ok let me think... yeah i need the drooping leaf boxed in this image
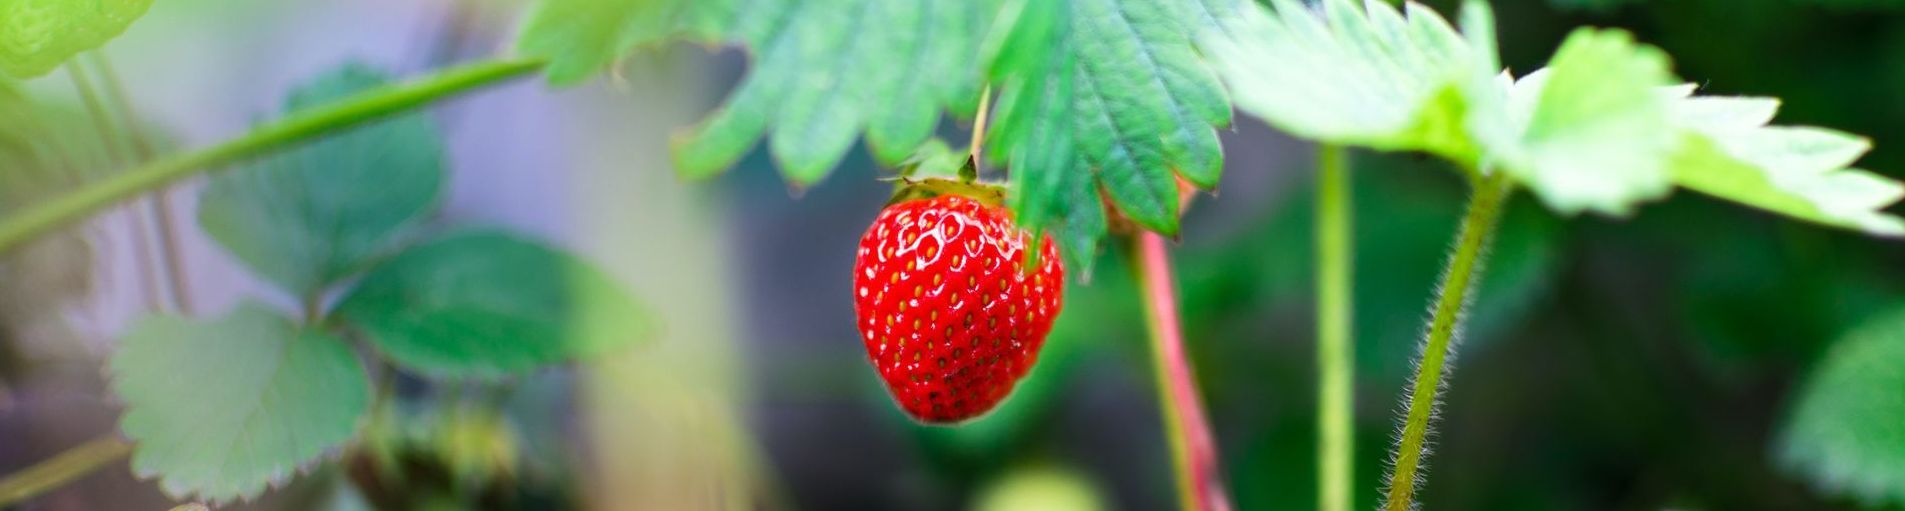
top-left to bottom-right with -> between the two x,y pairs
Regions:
990,0 -> 1234,274
197,62 -> 445,296
1464,24 -> 1679,216
337,229 -> 654,379
1067,0 -> 1232,234
663,0 -> 989,183
1778,307 -> 1905,507
1664,92 -> 1905,235
0,0 -> 153,78
1202,0 -> 1477,161
515,0 -> 739,86
111,302 -> 372,502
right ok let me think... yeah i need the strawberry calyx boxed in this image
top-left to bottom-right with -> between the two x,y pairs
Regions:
887,155 -> 1007,208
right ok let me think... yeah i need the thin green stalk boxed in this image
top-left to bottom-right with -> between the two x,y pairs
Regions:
1381,171 -> 1511,511
90,51 -> 196,314
0,436 -> 132,507
1133,232 -> 1232,511
0,58 -> 544,253
65,61 -> 170,312
1314,144 -> 1352,511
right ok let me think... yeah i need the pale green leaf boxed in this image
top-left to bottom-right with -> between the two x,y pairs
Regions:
0,0 -> 153,78
111,302 -> 371,502
1779,307 -> 1905,507
337,229 -> 654,379
1466,27 -> 1678,216
515,0 -> 739,86
197,63 -> 444,296
1202,0 -> 1477,160
1665,92 -> 1905,235
667,0 -> 987,184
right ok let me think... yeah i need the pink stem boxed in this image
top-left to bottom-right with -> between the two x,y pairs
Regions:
1136,232 -> 1232,511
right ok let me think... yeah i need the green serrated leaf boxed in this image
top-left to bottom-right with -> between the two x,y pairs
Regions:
337,229 -> 654,379
1779,307 -> 1905,507
1203,0 -> 1477,160
197,62 -> 444,297
667,0 -> 986,183
1072,0 -> 1229,235
111,302 -> 372,502
1665,92 -> 1905,235
0,0 -> 154,78
1467,27 -> 1678,216
992,0 -> 1231,269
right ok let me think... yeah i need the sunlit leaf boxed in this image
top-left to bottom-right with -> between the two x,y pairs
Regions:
1779,307 -> 1905,507
515,0 -> 738,86
337,229 -> 654,379
196,62 -> 444,296
1202,0 -> 1477,160
111,302 -> 372,502
0,0 -> 153,78
1464,24 -> 1678,216
1664,92 -> 1905,235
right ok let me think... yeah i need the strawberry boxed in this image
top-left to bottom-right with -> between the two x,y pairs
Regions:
853,194 -> 1064,423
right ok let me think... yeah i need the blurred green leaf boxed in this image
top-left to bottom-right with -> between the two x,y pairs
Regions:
1466,26 -> 1678,216
0,0 -> 153,78
666,0 -> 988,181
1779,306 -> 1905,507
1665,93 -> 1905,235
110,302 -> 372,502
0,79 -> 124,318
197,62 -> 444,296
1203,0 -> 1477,160
515,0 -> 736,86
337,229 -> 653,379
1546,0 -> 1647,11
972,464 -> 1107,511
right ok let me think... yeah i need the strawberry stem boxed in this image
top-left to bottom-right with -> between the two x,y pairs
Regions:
1380,170 -> 1512,511
967,84 -> 994,177
1315,144 -> 1353,511
1133,232 -> 1232,511
0,436 -> 131,507
0,57 -> 542,253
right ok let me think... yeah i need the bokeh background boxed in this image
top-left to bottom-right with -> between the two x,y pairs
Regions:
3,0 -> 1905,510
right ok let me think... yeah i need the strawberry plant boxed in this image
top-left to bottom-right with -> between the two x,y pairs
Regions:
1,0 -> 1904,509
112,63 -> 651,503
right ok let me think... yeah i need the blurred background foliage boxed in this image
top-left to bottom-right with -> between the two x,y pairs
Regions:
5,0 -> 1905,510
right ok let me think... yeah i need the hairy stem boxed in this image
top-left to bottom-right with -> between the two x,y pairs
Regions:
1381,171 -> 1511,511
1133,232 -> 1232,511
0,436 -> 132,507
0,58 -> 544,253
1314,144 -> 1352,511
90,51 -> 196,314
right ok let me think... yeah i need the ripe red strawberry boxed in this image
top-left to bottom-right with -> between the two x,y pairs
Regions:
853,194 -> 1064,423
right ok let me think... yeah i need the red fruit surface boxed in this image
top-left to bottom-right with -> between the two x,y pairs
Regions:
852,194 -> 1064,423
